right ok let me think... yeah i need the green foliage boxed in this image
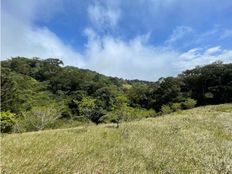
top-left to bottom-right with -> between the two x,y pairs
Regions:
0,68 -> 19,112
125,107 -> 156,120
161,105 -> 173,114
180,62 -> 232,105
182,98 -> 197,109
127,83 -> 150,108
111,95 -> 129,127
100,107 -> 156,123
113,95 -> 128,109
152,77 -> 183,111
171,102 -> 182,111
77,97 -> 97,121
0,111 -> 16,133
98,94 -> 153,126
94,85 -> 119,111
99,112 -> 120,124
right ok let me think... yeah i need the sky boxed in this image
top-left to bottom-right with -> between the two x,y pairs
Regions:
1,0 -> 232,81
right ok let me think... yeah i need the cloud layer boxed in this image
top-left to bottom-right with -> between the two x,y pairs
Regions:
83,29 -> 232,80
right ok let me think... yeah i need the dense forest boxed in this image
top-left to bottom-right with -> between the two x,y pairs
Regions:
1,57 -> 232,133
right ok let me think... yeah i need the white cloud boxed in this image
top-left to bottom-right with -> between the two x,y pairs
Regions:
166,26 -> 193,44
83,29 -> 180,80
179,48 -> 201,60
87,2 -> 121,31
176,47 -> 232,71
1,2 -> 84,67
204,46 -> 221,55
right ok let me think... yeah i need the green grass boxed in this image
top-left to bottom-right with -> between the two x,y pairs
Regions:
1,104 -> 232,174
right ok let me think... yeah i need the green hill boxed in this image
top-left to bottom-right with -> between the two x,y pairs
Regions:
2,104 -> 232,174
1,57 -> 232,133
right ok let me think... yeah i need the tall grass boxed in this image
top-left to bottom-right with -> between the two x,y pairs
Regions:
1,104 -> 232,173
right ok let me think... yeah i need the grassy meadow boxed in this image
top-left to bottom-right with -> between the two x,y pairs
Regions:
1,104 -> 232,174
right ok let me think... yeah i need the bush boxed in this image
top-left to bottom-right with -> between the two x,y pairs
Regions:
161,105 -> 173,114
125,107 -> 156,121
45,119 -> 84,129
171,103 -> 182,111
0,111 -> 16,133
182,98 -> 197,109
99,107 -> 156,124
98,112 -> 119,124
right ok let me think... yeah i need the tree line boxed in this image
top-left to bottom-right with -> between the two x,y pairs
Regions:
1,57 -> 231,132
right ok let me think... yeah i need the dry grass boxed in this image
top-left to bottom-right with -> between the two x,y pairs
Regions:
1,104 -> 232,174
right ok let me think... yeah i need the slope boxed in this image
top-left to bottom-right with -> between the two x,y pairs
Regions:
1,104 -> 232,173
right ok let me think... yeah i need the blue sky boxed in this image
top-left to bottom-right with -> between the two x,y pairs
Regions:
2,0 -> 232,80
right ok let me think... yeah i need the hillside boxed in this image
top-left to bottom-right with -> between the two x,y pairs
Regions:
1,57 -> 232,133
1,104 -> 232,174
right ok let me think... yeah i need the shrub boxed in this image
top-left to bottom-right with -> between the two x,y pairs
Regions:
182,98 -> 197,109
46,119 -> 84,129
204,92 -> 214,99
125,107 -> 156,121
99,107 -> 156,124
171,103 -> 182,111
99,112 -> 119,124
161,105 -> 172,114
0,111 -> 16,133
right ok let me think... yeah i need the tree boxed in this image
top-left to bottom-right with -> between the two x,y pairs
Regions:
78,97 -> 97,122
180,62 -> 232,105
127,83 -> 150,108
112,95 -> 129,128
0,111 -> 16,133
36,58 -> 63,81
0,68 -> 19,112
151,77 -> 183,111
21,105 -> 62,131
94,85 -> 119,111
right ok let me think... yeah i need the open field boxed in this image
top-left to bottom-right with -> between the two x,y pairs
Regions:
1,104 -> 232,174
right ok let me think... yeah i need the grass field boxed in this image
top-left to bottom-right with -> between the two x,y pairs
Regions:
1,104 -> 232,174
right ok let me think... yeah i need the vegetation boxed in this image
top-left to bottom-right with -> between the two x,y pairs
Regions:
0,111 -> 16,133
1,57 -> 232,132
1,104 -> 232,173
182,98 -> 197,109
16,105 -> 62,132
160,105 -> 172,114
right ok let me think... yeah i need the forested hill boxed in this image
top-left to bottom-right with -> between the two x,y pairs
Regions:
1,57 -> 232,132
